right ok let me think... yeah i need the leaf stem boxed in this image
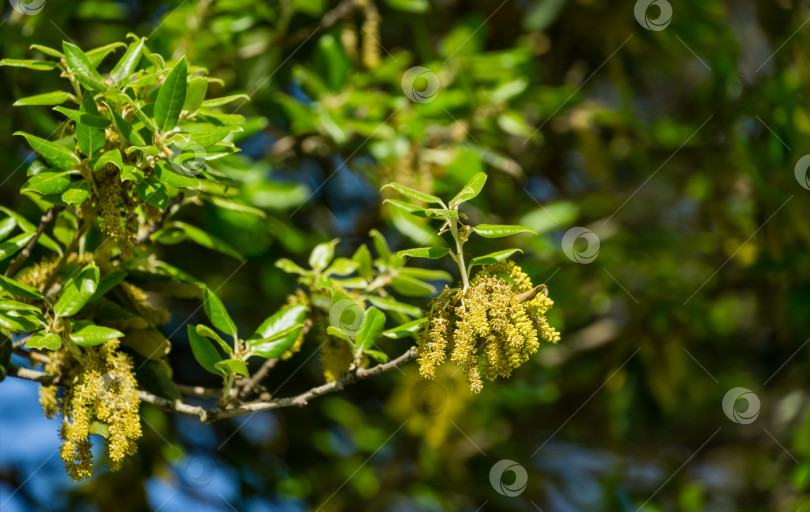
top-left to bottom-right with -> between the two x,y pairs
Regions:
450,222 -> 469,292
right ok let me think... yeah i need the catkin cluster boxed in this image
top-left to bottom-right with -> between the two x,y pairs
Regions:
39,340 -> 142,481
417,261 -> 560,393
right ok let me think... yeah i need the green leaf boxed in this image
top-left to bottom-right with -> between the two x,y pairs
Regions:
472,224 -> 537,238
0,275 -> 44,300
54,106 -> 111,129
325,257 -> 358,276
424,209 -> 459,222
449,172 -> 487,207
155,162 -> 200,188
367,296 -> 422,317
77,92 -> 105,157
469,248 -> 523,268
0,233 -> 35,262
29,44 -> 63,58
0,216 -> 15,241
14,132 -> 80,171
215,358 -> 249,378
110,38 -> 145,84
187,324 -> 225,376
62,42 -> 107,91
0,310 -> 42,332
399,267 -> 452,282
156,222 -> 242,260
14,91 -> 71,106
21,172 -> 71,196
0,299 -> 40,312
383,199 -> 428,217
327,326 -> 352,343
391,275 -> 437,296
352,244 -> 373,278
246,304 -> 307,358
183,76 -> 208,115
370,229 -> 392,260
54,263 -> 99,317
309,239 -> 339,271
93,149 -> 123,171
62,181 -> 91,205
203,286 -> 237,338
107,103 -> 147,145
154,56 -> 188,133
196,324 -> 233,354
275,258 -> 308,276
70,324 -> 123,346
0,59 -> 57,71
0,207 -> 61,256
90,270 -> 127,301
382,317 -> 427,339
85,42 -> 126,68
25,332 -> 62,351
364,349 -> 389,363
381,183 -> 443,205
397,247 -> 452,259
134,177 -> 169,209
201,94 -> 250,108
356,307 -> 385,351
106,89 -> 158,134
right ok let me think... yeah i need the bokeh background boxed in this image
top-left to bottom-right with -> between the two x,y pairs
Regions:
2,0 -> 810,510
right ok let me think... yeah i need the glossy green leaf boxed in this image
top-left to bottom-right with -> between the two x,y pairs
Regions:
62,42 -> 107,91
201,94 -> 250,108
382,317 -> 427,339
154,56 -> 188,133
367,296 -> 422,317
93,150 -> 123,171
90,270 -> 127,301
391,274 -> 437,296
155,162 -> 201,188
325,257 -> 358,276
0,59 -> 57,71
29,44 -> 63,58
107,103 -> 147,145
203,286 -> 237,338
397,247 -> 452,259
54,106 -> 111,129
25,332 -> 62,351
183,76 -> 208,115
21,172 -> 71,196
196,324 -> 233,354
62,181 -> 92,205
381,182 -> 443,205
215,358 -> 249,378
54,263 -> 99,317
364,349 -> 389,363
0,233 -> 34,262
383,198 -> 428,217
0,217 -> 16,241
246,304 -> 307,358
187,324 -> 226,376
70,324 -> 124,346
469,248 -> 523,268
356,307 -> 386,351
0,275 -> 44,300
85,42 -> 126,68
309,239 -> 339,271
110,38 -> 145,84
0,207 -> 61,256
134,177 -> 169,209
14,91 -> 71,106
0,299 -> 40,313
0,310 -> 42,332
449,172 -> 487,207
275,258 -> 308,276
14,132 -> 80,171
352,244 -> 373,278
77,92 -> 105,157
472,224 -> 537,238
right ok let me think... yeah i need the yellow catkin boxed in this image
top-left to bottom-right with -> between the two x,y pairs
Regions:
40,340 -> 142,481
120,281 -> 170,326
360,1 -> 381,69
417,261 -> 560,393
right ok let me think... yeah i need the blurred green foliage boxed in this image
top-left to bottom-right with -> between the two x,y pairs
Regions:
2,0 -> 810,511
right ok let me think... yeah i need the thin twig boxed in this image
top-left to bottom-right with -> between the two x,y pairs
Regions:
4,206 -> 63,277
9,346 -> 419,423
